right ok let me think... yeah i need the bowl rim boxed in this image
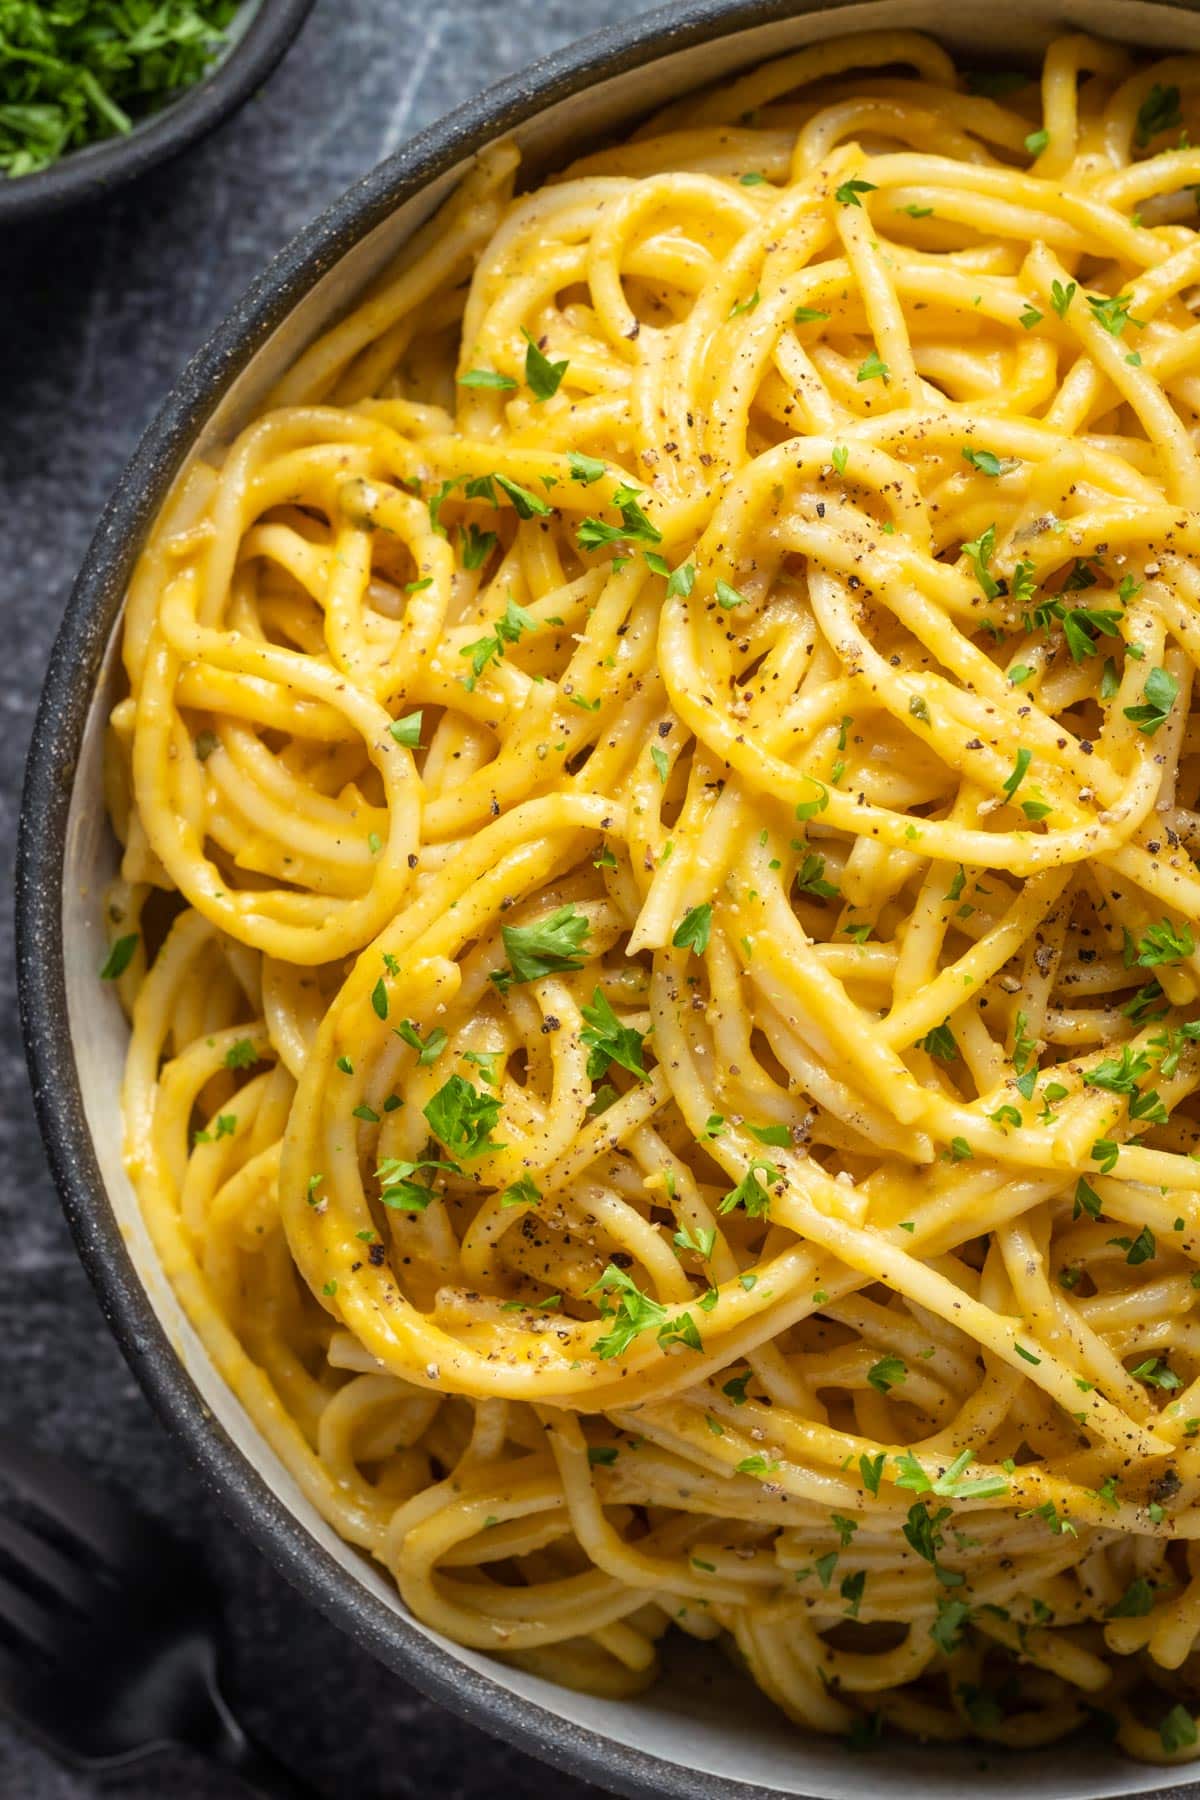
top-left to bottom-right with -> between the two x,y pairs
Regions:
0,0 -> 316,225
16,1 -> 1198,1795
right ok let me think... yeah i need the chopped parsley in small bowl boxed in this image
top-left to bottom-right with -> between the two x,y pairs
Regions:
0,0 -> 315,222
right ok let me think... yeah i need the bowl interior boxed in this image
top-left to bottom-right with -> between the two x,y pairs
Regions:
55,0 -> 1200,1794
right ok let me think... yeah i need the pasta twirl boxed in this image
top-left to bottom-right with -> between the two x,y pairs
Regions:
105,30 -> 1200,1758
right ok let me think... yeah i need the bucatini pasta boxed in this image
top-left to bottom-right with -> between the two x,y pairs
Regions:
103,29 -> 1200,1759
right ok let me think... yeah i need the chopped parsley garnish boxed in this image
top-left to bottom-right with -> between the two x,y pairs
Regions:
459,595 -> 538,690
1111,1224 -> 1157,1265
795,778 -> 829,821
867,1355 -> 906,1393
674,1221 -> 716,1259
568,452 -> 606,485
501,1174 -> 541,1208
394,1019 -> 447,1066
1137,919 -> 1194,966
464,1048 -> 500,1086
795,850 -> 839,899
577,484 -> 662,551
1136,83 -> 1183,147
659,1312 -> 703,1352
962,447 -> 1009,476
1129,1355 -> 1180,1388
931,1598 -> 971,1654
580,987 -> 649,1082
1001,747 -> 1032,803
845,1710 -> 884,1751
224,1038 -> 259,1070
897,1448 -> 1009,1501
194,1113 -> 236,1145
672,903 -> 712,955
390,711 -> 423,746
736,1453 -> 778,1477
860,1452 -> 885,1496
423,1074 -> 506,1160
1050,280 -> 1076,319
588,1263 -> 666,1358
99,933 -> 138,980
427,477 -> 461,535
1124,666 -> 1178,735
841,1569 -> 867,1618
835,178 -> 877,207
718,1160 -> 779,1219
0,0 -> 239,177
1160,1704 -> 1198,1753
495,473 -> 553,519
1092,1137 -> 1120,1174
493,904 -> 590,989
1083,1043 -> 1151,1095
460,523 -> 497,570
921,1022 -> 958,1062
1010,1010 -> 1039,1102
1086,292 -> 1141,338
961,523 -> 1000,599
459,367 -> 516,390
522,328 -> 568,400
1073,1176 -> 1102,1220
376,1155 -> 459,1212
1055,604 -> 1123,662
902,1496 -> 949,1560
646,554 -> 695,598
857,350 -> 889,384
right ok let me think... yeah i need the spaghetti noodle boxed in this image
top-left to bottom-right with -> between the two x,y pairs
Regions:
104,29 -> 1200,1758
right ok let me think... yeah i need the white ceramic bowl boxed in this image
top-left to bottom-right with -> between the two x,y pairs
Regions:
20,1 -> 1200,1794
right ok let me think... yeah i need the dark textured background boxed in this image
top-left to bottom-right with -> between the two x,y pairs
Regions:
0,1 -> 633,1792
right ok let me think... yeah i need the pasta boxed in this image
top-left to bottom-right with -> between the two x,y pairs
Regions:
103,27 -> 1200,1760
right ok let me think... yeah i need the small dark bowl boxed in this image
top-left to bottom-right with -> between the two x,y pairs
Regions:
0,0 -> 315,226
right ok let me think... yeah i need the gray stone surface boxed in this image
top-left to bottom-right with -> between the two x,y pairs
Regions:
0,1 -> 640,1791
